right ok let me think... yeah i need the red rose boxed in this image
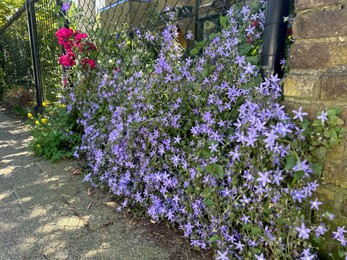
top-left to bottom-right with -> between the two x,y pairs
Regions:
74,33 -> 88,43
58,52 -> 75,67
88,59 -> 96,69
55,27 -> 74,45
81,58 -> 96,69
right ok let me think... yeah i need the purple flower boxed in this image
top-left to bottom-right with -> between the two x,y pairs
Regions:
240,194 -> 251,204
317,111 -> 328,124
209,143 -> 218,152
309,198 -> 322,210
292,106 -> 308,121
255,253 -> 266,260
291,190 -> 306,203
257,171 -> 271,187
173,135 -> 181,144
234,240 -> 244,251
327,213 -> 335,220
296,223 -> 311,240
315,224 -> 327,237
300,249 -> 315,260
243,62 -> 256,75
61,2 -> 70,12
264,130 -> 278,149
216,250 -> 229,260
333,226 -> 347,246
240,214 -> 251,224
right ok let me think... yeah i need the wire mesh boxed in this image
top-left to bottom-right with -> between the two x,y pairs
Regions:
0,0 -> 267,103
34,0 -> 62,101
0,5 -> 34,90
66,0 -> 267,72
72,0 -> 234,57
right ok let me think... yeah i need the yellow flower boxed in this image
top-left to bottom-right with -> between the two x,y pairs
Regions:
27,113 -> 33,119
42,101 -> 47,107
36,144 -> 41,148
35,120 -> 40,125
41,118 -> 49,124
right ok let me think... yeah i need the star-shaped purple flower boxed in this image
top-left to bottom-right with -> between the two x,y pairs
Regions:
292,106 -> 308,121
317,111 -> 328,124
296,222 -> 311,240
61,2 -> 70,12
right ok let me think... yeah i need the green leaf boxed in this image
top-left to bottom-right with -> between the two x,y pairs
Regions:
314,146 -> 327,160
251,227 -> 262,235
338,249 -> 345,258
202,187 -> 212,198
294,170 -> 305,181
312,120 -> 322,127
220,15 -> 227,28
204,199 -> 214,207
301,120 -> 310,130
336,117 -> 344,126
254,76 -> 263,86
251,248 -> 262,254
196,166 -> 204,173
312,236 -> 322,244
209,234 -> 219,243
238,43 -> 252,55
245,56 -> 258,64
284,154 -> 297,170
331,129 -> 338,139
275,217 -> 287,225
205,164 -> 213,173
327,109 -> 337,117
215,164 -> 224,179
205,164 -> 224,179
312,163 -> 323,177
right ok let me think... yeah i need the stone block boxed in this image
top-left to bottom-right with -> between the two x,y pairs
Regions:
342,195 -> 347,216
294,9 -> 347,39
296,0 -> 344,11
323,163 -> 347,188
315,185 -> 336,212
284,74 -> 320,98
326,140 -> 346,161
321,75 -> 347,101
283,100 -> 325,121
289,42 -> 347,70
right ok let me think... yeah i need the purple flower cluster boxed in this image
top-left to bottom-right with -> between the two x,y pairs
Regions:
66,2 -> 339,259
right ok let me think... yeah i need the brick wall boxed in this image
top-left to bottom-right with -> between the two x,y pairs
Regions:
284,0 -> 347,256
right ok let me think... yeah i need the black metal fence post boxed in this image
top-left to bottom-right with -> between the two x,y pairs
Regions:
26,0 -> 43,114
261,0 -> 290,78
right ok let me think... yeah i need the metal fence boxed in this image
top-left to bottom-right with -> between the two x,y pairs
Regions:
68,0 -> 239,69
0,5 -> 33,91
0,0 -> 292,110
0,0 -> 62,109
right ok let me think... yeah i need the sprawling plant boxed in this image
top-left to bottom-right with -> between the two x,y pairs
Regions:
60,1 -> 346,259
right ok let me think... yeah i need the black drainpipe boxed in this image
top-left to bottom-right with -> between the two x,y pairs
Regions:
261,0 -> 291,78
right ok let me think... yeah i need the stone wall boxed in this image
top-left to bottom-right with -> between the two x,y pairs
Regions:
284,0 -> 347,255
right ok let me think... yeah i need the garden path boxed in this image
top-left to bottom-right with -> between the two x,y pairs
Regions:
0,107 -> 210,260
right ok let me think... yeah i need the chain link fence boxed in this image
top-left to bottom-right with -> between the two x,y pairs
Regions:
0,0 -> 62,106
0,5 -> 33,98
71,0 -> 239,61
0,0 -> 267,106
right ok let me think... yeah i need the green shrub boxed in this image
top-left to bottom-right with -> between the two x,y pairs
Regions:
27,102 -> 81,161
